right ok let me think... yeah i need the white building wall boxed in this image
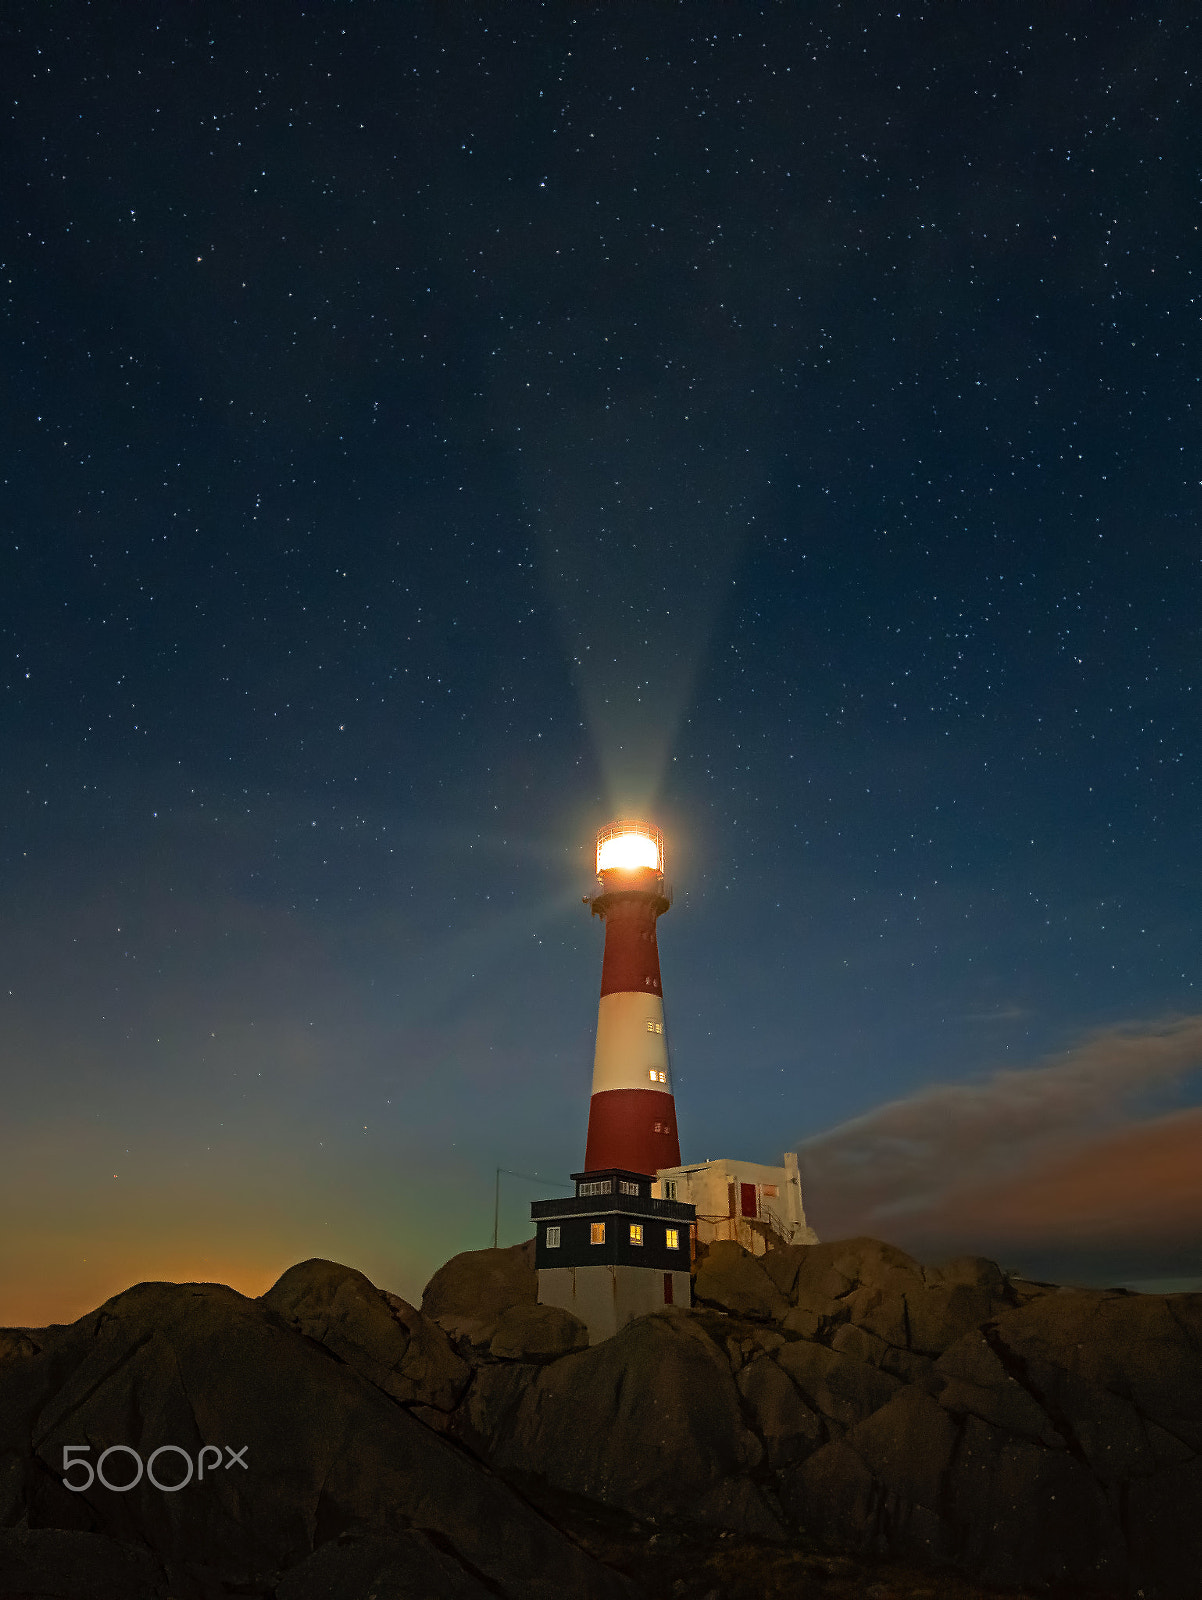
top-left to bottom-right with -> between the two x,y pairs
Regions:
538,1264 -> 692,1344
652,1153 -> 818,1256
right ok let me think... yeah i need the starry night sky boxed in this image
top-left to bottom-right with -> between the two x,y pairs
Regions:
4,3 -> 1201,1325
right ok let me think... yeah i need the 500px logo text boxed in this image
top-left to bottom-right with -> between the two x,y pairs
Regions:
61,1444 -> 248,1492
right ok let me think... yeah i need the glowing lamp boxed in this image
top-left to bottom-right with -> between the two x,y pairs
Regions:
596,820 -> 664,876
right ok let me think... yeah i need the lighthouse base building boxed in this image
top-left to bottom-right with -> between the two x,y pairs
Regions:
532,1167 -> 695,1345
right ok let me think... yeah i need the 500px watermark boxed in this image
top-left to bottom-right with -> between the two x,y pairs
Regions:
60,1444 -> 248,1492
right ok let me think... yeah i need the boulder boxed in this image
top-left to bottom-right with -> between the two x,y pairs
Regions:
736,1354 -> 823,1467
693,1241 -> 790,1321
487,1310 -> 766,1527
775,1340 -> 902,1429
760,1243 -> 807,1300
991,1289 -> 1202,1453
0,1278 -> 631,1600
261,1259 -> 470,1412
420,1239 -> 537,1347
925,1254 -> 1007,1292
488,1303 -> 588,1362
829,1322 -> 889,1367
845,1386 -> 959,1510
948,1414 -> 1125,1592
780,1306 -> 824,1339
905,1280 -> 998,1355
1126,1457 -> 1202,1600
275,1528 -> 494,1599
933,1330 -> 1062,1447
779,1439 -> 878,1552
0,1526 -> 167,1600
455,1363 -> 539,1454
829,1237 -> 922,1290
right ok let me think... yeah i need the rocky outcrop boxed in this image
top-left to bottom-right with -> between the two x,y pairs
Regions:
438,1236 -> 1202,1599
488,1302 -> 588,1361
0,1278 -> 632,1600
694,1240 -> 790,1321
420,1238 -> 537,1348
262,1257 -> 471,1412
478,1309 -> 781,1535
4,1239 -> 1199,1598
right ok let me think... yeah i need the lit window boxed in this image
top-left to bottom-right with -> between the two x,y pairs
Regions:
619,1179 -> 639,1195
629,1224 -> 644,1246
545,1226 -> 561,1248
648,1069 -> 658,1082
657,1071 -> 666,1083
666,1227 -> 680,1250
645,1020 -> 663,1034
590,1222 -> 606,1245
653,1122 -> 661,1133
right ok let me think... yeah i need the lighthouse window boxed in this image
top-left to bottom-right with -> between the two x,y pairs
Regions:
645,1020 -> 663,1034
590,1222 -> 606,1245
657,1071 -> 666,1083
545,1226 -> 561,1248
665,1228 -> 680,1250
629,1224 -> 644,1246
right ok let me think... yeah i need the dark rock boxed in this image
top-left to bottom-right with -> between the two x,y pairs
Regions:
274,1528 -> 494,1600
693,1241 -> 789,1321
261,1259 -> 470,1412
488,1302 -> 588,1361
845,1386 -> 958,1510
948,1413 -> 1125,1592
735,1355 -> 823,1467
759,1244 -> 807,1301
1126,1457 -> 1202,1600
775,1339 -> 902,1429
0,1328 -> 45,1363
454,1362 -> 539,1453
878,1346 -> 937,1388
778,1439 -> 877,1552
779,1306 -> 825,1339
829,1322 -> 889,1367
0,1526 -> 167,1600
992,1288 -> 1202,1453
925,1254 -> 1006,1292
905,1281 -> 997,1356
0,1278 -> 630,1600
828,1237 -> 922,1290
792,1245 -> 858,1309
842,1279 -> 914,1348
487,1310 -> 764,1525
420,1239 -> 537,1348
933,1331 -> 1061,1447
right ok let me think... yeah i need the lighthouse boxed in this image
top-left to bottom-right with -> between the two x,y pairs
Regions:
584,819 -> 681,1175
532,819 -> 695,1342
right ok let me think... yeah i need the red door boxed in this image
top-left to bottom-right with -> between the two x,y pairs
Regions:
740,1182 -> 758,1219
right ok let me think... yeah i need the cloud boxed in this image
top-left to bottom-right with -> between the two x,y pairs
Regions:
797,1015 -> 1202,1277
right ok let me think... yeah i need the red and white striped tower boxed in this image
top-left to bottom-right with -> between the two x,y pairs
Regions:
583,820 -> 682,1176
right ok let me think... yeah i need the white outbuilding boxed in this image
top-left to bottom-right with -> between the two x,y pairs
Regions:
652,1152 -> 817,1256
